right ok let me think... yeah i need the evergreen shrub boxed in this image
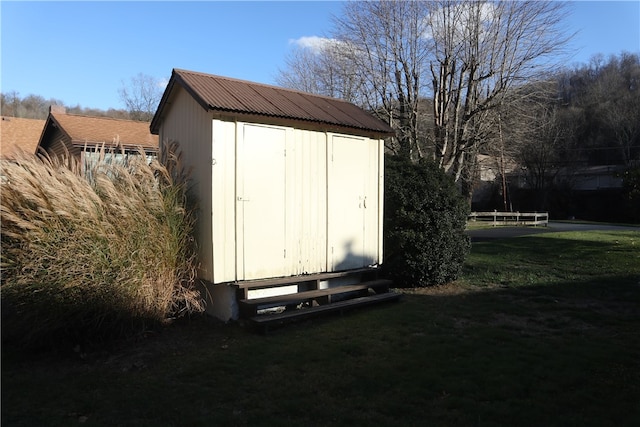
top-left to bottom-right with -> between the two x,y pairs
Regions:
384,155 -> 470,287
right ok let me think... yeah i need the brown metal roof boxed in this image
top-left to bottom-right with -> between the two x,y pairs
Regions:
0,116 -> 46,160
151,68 -> 395,137
49,113 -> 158,150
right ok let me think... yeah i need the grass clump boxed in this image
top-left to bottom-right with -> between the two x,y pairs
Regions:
1,142 -> 204,348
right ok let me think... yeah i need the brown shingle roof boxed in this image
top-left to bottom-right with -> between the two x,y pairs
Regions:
50,113 -> 158,149
0,116 -> 46,160
151,69 -> 395,137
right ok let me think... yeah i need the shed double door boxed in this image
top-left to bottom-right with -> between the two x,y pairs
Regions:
236,127 -> 379,281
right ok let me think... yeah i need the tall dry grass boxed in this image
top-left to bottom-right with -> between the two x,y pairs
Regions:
1,142 -> 204,347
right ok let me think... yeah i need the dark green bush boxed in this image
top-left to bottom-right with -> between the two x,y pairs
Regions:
384,155 -> 470,287
621,166 -> 640,222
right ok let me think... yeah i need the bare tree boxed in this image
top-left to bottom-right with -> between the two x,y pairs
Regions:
518,105 -> 571,191
277,0 -> 572,199
276,39 -> 362,103
277,1 -> 429,158
276,46 -> 324,95
598,53 -> 640,166
556,52 -> 640,166
118,73 -> 165,122
333,0 -> 429,159
427,1 -> 572,196
1,91 -> 23,117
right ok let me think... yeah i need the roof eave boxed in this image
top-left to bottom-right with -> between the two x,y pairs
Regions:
70,140 -> 158,153
208,107 -> 392,137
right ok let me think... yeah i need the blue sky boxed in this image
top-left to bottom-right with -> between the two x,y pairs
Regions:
1,1 -> 639,111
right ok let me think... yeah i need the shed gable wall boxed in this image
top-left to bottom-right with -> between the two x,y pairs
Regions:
158,87 -> 216,281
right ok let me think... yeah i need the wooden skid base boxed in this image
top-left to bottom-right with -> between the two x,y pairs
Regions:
249,291 -> 401,333
239,279 -> 392,318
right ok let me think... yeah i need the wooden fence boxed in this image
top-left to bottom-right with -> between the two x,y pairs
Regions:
468,211 -> 549,227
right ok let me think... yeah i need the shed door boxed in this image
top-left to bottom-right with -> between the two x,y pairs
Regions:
328,135 -> 378,271
238,124 -> 287,280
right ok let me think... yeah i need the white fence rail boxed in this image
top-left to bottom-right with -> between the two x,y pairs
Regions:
469,211 -> 549,227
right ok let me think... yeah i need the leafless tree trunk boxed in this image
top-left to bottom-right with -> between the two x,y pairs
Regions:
427,0 -> 571,197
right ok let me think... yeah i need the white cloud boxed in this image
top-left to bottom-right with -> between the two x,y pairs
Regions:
289,36 -> 336,54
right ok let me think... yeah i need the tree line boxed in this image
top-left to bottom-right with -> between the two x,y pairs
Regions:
500,52 -> 640,192
0,91 -> 130,121
1,73 -> 164,122
499,52 -> 640,220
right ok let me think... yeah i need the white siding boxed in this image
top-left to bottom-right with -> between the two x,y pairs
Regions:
377,137 -> 385,263
211,120 -> 237,283
286,129 -> 328,275
158,88 -> 216,282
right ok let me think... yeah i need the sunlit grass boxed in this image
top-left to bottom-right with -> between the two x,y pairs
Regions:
462,230 -> 640,289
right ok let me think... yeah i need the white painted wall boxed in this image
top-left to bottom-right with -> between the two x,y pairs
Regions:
229,124 -> 383,283
211,120 -> 237,283
286,128 -> 328,275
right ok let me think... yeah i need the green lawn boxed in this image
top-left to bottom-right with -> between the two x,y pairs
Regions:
2,230 -> 639,426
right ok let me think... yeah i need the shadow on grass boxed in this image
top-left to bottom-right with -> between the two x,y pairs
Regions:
3,271 -> 639,427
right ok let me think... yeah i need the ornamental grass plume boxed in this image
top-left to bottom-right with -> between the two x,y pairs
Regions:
1,142 -> 203,348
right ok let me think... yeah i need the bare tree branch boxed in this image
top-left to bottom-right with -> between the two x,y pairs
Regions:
118,73 -> 165,122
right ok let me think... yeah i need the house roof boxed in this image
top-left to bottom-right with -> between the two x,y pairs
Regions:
150,68 -> 395,137
0,116 -> 46,160
44,112 -> 158,150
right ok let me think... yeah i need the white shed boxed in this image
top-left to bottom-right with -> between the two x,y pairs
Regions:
151,69 -> 396,322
